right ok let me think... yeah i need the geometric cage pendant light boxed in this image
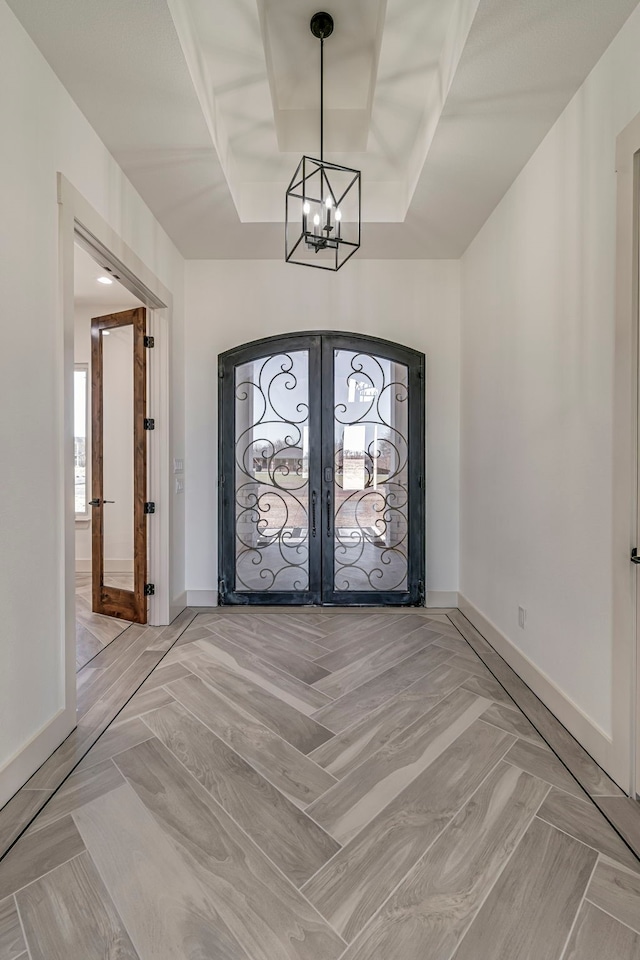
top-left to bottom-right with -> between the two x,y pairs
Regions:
285,12 -> 361,270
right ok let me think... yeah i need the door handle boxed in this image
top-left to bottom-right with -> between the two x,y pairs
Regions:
311,490 -> 317,537
103,500 -> 115,504
89,499 -> 100,507
326,489 -> 332,537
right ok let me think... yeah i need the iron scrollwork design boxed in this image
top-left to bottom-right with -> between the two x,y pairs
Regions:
234,352 -> 310,591
333,351 -> 409,591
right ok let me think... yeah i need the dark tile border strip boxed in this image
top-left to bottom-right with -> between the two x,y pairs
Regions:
448,609 -> 640,865
0,607 -> 196,864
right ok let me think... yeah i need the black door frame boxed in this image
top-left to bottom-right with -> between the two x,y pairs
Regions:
218,331 -> 425,606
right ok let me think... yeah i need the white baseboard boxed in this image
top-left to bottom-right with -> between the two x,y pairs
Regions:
457,594 -> 613,772
0,705 -> 75,810
186,590 -> 218,607
75,558 -> 134,573
426,591 -> 459,608
170,591 -> 187,622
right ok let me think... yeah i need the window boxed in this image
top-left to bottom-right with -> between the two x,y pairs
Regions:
74,364 -> 89,517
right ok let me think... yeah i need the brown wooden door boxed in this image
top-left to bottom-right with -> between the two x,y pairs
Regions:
90,308 -> 147,623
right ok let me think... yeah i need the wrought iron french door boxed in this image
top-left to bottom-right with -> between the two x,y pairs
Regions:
218,332 -> 425,606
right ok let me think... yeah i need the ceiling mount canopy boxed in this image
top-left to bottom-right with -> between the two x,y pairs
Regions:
285,11 -> 361,271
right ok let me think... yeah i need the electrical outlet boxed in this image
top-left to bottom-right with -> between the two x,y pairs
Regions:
518,606 -> 526,629
176,478 -> 184,494
173,458 -> 184,474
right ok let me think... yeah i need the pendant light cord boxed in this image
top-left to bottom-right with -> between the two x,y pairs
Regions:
320,37 -> 324,163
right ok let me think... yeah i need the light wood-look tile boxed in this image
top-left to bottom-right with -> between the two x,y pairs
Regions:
135,660 -> 193,693
75,718 -> 156,773
459,673 -> 515,706
445,651 -> 494,680
10,606 -> 640,959
182,653 -> 333,754
306,688 -> 493,844
0,815 -> 85,901
313,626 -> 447,700
449,612 -> 626,799
480,701 -> 547,746
167,673 -> 336,807
309,665 -> 470,778
342,762 -> 550,960
303,721 -> 514,941
76,625 -> 155,718
74,782 -> 250,960
0,895 -> 26,959
451,817 -> 597,960
109,740 -> 347,960
504,738 -> 588,800
312,646 -> 455,733
586,858 -> 640,933
28,761 -> 125,833
597,798 -> 640,854
180,633 -> 332,713
143,701 -> 340,886
16,851 -> 140,960
75,622 -> 104,671
431,634 -> 474,656
561,902 -> 640,960
0,790 -> 53,863
300,613 -> 391,651
313,615 -> 426,671
210,618 -> 331,682
113,686 -> 176,726
537,789 -> 640,873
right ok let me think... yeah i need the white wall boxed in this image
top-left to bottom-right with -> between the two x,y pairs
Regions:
0,0 -> 184,805
460,3 -> 640,758
185,259 -> 460,604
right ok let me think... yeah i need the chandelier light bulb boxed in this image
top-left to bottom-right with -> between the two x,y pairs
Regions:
325,196 -> 332,208
313,214 -> 320,225
303,202 -> 311,214
335,208 -> 342,220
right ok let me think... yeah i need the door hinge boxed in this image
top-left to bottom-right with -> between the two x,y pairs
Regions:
144,418 -> 155,430
144,583 -> 155,596
631,548 -> 640,564
144,501 -> 155,514
144,335 -> 155,348
418,476 -> 424,489
218,364 -> 225,379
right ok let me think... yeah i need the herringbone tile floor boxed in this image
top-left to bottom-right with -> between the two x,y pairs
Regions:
1,609 -> 639,959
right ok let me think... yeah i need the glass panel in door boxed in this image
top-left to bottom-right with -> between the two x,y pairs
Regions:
234,350 -> 311,592
102,325 -> 134,591
332,350 -> 409,593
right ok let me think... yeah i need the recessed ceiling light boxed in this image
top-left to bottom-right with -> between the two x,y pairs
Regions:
97,276 -> 113,285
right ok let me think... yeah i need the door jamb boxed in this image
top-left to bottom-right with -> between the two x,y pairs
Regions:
613,116 -> 640,796
58,176 -> 173,712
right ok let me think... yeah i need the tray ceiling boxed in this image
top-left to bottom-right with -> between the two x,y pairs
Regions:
7,0 -> 640,257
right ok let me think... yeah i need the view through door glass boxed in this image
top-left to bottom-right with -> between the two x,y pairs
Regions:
332,350 -> 409,592
234,350 -> 310,592
102,325 -> 134,591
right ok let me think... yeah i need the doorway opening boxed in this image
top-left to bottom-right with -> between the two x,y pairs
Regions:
73,242 -> 147,667
219,332 -> 425,606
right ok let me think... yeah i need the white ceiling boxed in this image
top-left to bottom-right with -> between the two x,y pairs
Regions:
9,0 -> 640,258
74,244 -> 142,311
